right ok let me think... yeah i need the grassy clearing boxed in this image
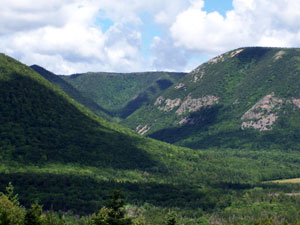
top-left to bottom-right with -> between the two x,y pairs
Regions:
270,178 -> 300,183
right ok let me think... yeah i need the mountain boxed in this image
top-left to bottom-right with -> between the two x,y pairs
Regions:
1,53 -> 197,213
30,65 -> 112,121
122,47 -> 300,150
1,54 -> 161,170
3,53 -> 300,224
60,71 -> 186,119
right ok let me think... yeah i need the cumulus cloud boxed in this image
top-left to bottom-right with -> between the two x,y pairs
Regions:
170,0 -> 300,55
150,36 -> 189,71
1,0 -> 300,74
0,0 -> 74,34
0,0 -> 147,74
0,0 -> 190,74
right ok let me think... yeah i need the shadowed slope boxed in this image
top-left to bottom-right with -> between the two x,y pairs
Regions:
0,54 -> 157,170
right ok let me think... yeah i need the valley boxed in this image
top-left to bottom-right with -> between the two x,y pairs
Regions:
1,47 -> 300,224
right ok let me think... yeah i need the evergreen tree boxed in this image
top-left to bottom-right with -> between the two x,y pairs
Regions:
164,212 -> 176,225
24,202 -> 43,225
0,183 -> 25,225
88,191 -> 132,225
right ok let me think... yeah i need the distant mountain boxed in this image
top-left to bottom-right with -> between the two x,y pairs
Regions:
30,65 -> 112,121
122,47 -> 300,150
0,53 -> 190,212
60,71 -> 186,118
3,53 -> 300,224
0,53 -> 227,215
1,55 -> 161,170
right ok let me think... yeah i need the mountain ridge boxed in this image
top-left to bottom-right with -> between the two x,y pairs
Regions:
122,47 -> 300,150
59,70 -> 186,118
3,51 -> 300,224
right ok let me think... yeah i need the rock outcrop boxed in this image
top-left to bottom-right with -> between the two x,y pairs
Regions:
176,95 -> 219,115
241,93 -> 283,131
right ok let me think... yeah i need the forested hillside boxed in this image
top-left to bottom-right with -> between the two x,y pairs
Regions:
3,53 -> 300,224
122,47 -> 300,150
30,65 -> 112,121
60,71 -> 186,119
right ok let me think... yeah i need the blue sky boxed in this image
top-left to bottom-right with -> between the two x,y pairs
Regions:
203,0 -> 233,15
0,0 -> 299,74
96,0 -> 234,64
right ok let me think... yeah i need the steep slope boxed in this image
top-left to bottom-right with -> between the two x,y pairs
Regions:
3,54 -> 300,224
60,71 -> 186,118
0,55 -> 157,169
30,65 -> 112,121
122,47 -> 300,150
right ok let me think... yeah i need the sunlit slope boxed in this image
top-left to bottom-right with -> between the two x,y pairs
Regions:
61,71 -> 186,118
123,47 -> 300,150
2,53 -> 300,218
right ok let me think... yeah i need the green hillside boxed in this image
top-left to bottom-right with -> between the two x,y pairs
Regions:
60,71 -> 186,118
122,47 -> 300,150
3,53 -> 300,224
30,65 -> 112,121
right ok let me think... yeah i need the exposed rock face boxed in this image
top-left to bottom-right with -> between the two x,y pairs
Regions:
208,55 -> 225,64
174,83 -> 185,89
241,114 -> 279,131
155,96 -> 182,112
176,95 -> 219,115
292,98 -> 300,108
241,93 -> 283,131
230,49 -> 244,57
136,125 -> 151,135
177,117 -> 198,125
159,98 -> 182,111
154,96 -> 165,105
190,67 -> 205,83
273,50 -> 286,61
193,71 -> 205,83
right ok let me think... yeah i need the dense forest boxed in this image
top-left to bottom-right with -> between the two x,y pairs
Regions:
31,64 -> 185,120
2,50 -> 300,224
122,47 -> 300,150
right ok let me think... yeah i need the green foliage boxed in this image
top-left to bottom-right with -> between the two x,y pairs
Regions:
0,183 -> 25,225
123,47 -> 300,150
60,71 -> 185,118
105,191 -> 126,219
43,211 -> 67,225
88,191 -> 132,225
5,182 -> 19,206
24,202 -> 43,225
164,212 -> 176,225
4,52 -> 300,225
30,65 -> 112,121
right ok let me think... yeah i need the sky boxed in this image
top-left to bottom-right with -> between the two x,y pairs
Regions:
1,0 -> 300,75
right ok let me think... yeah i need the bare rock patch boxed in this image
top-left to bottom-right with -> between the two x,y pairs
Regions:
174,83 -> 185,89
292,98 -> 300,108
154,96 -> 165,105
273,50 -> 286,61
176,95 -> 219,115
208,55 -> 224,64
155,96 -> 182,112
241,93 -> 283,131
136,125 -> 151,135
230,49 -> 244,57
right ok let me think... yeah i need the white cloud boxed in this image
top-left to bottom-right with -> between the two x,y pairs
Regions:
0,0 -> 75,34
150,36 -> 189,71
170,0 -> 300,55
1,0 -> 300,74
0,0 -> 191,74
0,0 -> 147,74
